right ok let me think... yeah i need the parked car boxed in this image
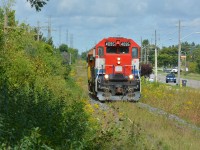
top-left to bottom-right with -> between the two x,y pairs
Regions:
171,68 -> 178,74
166,73 -> 176,83
163,67 -> 171,73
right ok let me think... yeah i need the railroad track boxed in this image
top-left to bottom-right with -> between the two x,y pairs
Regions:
75,62 -> 200,132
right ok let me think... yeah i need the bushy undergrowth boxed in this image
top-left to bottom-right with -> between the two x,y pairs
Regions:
0,22 -> 97,149
90,101 -> 171,149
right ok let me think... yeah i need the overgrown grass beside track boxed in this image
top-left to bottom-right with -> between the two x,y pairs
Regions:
109,102 -> 200,149
74,60 -> 200,149
141,80 -> 200,126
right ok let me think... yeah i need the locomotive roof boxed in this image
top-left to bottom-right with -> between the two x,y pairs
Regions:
87,47 -> 94,55
98,37 -> 140,46
103,37 -> 131,40
87,37 -> 140,56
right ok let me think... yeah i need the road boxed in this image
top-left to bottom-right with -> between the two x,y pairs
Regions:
157,74 -> 200,89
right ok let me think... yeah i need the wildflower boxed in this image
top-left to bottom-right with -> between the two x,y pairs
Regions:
85,103 -> 94,113
119,112 -> 124,117
94,103 -> 99,109
186,101 -> 192,105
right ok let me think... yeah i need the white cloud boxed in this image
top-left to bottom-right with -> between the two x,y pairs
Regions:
11,0 -> 200,52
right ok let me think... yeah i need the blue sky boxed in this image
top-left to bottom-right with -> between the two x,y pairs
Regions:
8,0 -> 200,53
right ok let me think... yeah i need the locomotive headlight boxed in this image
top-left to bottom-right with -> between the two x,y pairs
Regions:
117,57 -> 121,61
104,74 -> 109,80
129,74 -> 134,80
117,61 -> 121,65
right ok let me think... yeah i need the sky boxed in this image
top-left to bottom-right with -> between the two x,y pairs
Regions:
6,0 -> 200,53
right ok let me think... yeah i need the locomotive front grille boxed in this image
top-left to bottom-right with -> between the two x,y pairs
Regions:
109,73 -> 128,81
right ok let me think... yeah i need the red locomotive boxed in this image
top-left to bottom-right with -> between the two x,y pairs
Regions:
87,37 -> 141,102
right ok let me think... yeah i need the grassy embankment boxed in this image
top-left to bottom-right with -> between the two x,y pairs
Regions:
74,60 -> 200,149
182,72 -> 200,80
141,81 -> 200,126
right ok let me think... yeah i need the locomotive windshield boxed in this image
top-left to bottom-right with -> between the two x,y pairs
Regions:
106,47 -> 129,54
132,47 -> 138,58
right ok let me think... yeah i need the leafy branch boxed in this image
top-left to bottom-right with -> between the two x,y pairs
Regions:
27,0 -> 49,11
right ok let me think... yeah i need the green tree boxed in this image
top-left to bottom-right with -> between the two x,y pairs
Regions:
141,39 -> 150,63
68,47 -> 78,64
27,0 -> 49,11
158,53 -> 170,67
158,46 -> 178,67
188,62 -> 197,73
142,39 -> 149,46
59,43 -> 68,52
81,51 -> 88,61
192,48 -> 200,73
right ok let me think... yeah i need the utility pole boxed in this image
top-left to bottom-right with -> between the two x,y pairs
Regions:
44,16 -> 56,41
155,30 -> 158,82
70,34 -> 73,48
147,48 -> 148,63
69,53 -> 71,65
66,29 -> 69,46
3,0 -> 15,33
37,21 -> 40,41
36,20 -> 49,41
178,20 -> 181,86
46,16 -> 56,40
141,37 -> 143,63
59,26 -> 61,45
3,10 -> 8,33
47,17 -> 51,40
145,46 -> 147,64
3,0 -> 9,34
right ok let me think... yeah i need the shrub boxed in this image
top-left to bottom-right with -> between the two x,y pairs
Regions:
141,63 -> 153,77
0,21 -> 92,149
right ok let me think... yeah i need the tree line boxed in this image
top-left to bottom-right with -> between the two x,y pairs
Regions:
141,39 -> 200,73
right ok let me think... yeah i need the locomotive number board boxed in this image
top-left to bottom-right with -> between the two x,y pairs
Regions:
120,42 -> 130,46
105,42 -> 130,47
115,66 -> 122,72
105,42 -> 116,46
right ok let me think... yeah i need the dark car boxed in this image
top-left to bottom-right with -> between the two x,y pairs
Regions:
166,73 -> 176,83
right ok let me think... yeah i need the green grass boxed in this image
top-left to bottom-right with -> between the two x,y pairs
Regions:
141,80 -> 200,126
182,72 -> 200,80
109,102 -> 200,150
74,60 -> 200,149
